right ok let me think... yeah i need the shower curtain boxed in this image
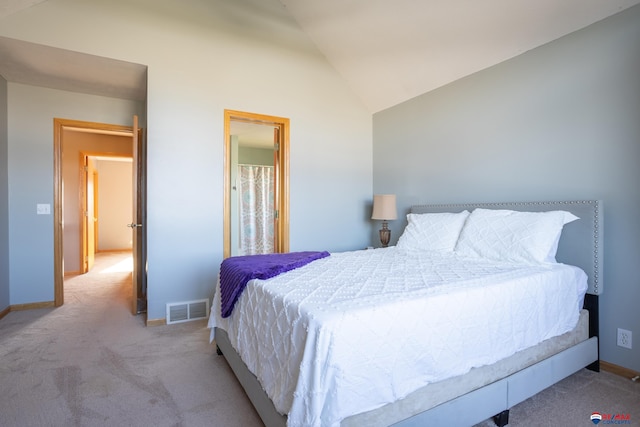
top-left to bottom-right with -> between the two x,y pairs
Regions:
238,164 -> 275,255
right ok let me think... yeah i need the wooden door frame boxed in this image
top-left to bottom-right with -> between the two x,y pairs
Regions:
53,119 -> 134,307
223,110 -> 289,258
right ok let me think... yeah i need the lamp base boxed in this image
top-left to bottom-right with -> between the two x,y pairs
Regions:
379,221 -> 391,248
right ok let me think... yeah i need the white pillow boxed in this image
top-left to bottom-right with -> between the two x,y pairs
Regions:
454,208 -> 579,264
396,211 -> 470,252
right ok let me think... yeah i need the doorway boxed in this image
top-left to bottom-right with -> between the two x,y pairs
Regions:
223,110 -> 289,258
54,118 -> 146,315
80,153 -> 134,274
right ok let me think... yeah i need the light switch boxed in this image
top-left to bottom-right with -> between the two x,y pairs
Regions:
37,204 -> 51,215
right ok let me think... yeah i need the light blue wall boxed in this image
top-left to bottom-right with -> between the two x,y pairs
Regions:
0,76 -> 8,311
0,0 -> 372,320
373,5 -> 640,372
7,84 -> 142,304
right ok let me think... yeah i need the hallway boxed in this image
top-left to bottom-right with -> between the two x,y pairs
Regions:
63,251 -> 133,315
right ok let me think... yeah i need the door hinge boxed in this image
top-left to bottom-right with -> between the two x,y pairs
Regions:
274,210 -> 279,219
84,165 -> 89,172
84,210 -> 89,217
274,142 -> 279,151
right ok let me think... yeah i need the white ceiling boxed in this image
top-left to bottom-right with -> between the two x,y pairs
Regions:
0,0 -> 639,112
0,0 -> 46,18
279,0 -> 640,112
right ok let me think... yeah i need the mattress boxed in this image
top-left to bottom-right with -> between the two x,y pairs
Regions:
208,247 -> 588,427
341,309 -> 590,426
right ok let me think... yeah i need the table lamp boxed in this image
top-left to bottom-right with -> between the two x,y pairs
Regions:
371,194 -> 397,247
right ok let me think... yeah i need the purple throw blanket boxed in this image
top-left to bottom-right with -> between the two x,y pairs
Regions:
219,251 -> 330,318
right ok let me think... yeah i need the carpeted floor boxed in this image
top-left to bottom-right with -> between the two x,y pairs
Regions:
473,368 -> 639,427
0,252 -> 262,427
0,252 -> 638,426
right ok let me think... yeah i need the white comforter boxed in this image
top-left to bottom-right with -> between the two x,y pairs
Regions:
208,248 -> 588,427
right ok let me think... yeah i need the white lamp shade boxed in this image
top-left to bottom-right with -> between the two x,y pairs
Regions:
371,194 -> 397,220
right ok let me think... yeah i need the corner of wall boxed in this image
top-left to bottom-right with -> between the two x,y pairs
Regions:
0,76 -> 10,311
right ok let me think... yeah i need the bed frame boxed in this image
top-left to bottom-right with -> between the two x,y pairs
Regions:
215,200 -> 602,427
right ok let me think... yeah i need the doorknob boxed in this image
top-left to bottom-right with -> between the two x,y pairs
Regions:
127,223 -> 143,228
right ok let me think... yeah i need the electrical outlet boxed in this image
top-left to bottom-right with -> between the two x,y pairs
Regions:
36,203 -> 51,215
617,328 -> 632,350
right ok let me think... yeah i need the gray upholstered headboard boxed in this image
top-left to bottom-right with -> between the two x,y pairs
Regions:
410,200 -> 603,296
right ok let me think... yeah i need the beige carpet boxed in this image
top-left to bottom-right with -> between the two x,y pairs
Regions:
0,252 -> 262,427
473,368 -> 639,427
0,252 -> 638,427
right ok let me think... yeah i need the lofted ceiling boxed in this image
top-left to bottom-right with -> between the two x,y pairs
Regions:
0,0 -> 639,112
0,0 -> 47,18
278,0 -> 640,112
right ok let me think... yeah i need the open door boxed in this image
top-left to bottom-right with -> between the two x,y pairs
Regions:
128,115 -> 147,315
54,118 -> 142,308
82,156 -> 97,273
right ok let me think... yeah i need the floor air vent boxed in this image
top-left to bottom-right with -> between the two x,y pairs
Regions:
166,299 -> 210,324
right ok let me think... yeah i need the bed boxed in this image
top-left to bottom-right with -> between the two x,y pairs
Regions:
209,200 -> 602,427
